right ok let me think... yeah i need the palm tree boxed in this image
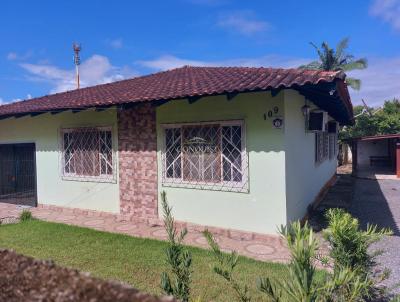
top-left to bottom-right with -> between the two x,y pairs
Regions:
300,38 -> 367,90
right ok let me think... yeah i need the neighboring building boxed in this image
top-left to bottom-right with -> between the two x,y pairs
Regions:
345,134 -> 400,179
0,66 -> 353,234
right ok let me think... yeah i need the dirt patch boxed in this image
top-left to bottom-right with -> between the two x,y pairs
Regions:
0,249 -> 176,302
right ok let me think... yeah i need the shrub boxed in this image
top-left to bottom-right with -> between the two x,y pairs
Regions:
19,210 -> 32,222
323,208 -> 392,299
203,230 -> 251,302
258,221 -> 320,302
258,221 -> 373,302
160,191 -> 192,302
324,209 -> 391,275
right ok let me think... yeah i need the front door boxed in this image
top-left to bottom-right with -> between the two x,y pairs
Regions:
0,143 -> 37,206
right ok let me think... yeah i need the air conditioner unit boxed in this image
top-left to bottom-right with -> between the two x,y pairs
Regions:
327,121 -> 339,133
307,111 -> 328,132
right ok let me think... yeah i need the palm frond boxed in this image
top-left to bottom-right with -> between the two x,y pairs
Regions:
310,42 -> 325,65
346,77 -> 361,90
335,37 -> 349,61
299,61 -> 322,70
341,58 -> 368,71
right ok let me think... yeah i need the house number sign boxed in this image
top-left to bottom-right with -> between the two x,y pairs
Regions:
264,106 -> 283,128
266,106 -> 279,118
272,117 -> 284,129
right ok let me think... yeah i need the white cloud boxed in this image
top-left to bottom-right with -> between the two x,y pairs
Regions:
0,96 -> 32,105
370,0 -> 400,31
348,56 -> 400,106
6,50 -> 33,61
107,38 -> 123,49
217,10 -> 270,35
138,55 -> 211,70
20,54 -> 136,93
137,54 -> 310,71
7,52 -> 17,60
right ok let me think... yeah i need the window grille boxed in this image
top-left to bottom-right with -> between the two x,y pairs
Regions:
162,121 -> 248,193
61,127 -> 115,182
315,132 -> 329,164
328,133 -> 338,160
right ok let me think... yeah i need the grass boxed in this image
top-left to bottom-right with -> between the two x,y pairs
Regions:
0,219 -> 322,301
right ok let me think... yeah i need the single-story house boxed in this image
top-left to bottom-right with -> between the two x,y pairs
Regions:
0,66 -> 353,234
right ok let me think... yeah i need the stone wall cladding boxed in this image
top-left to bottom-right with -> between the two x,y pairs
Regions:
117,104 -> 158,218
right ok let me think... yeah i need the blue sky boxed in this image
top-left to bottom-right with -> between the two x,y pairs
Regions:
1,0 -> 399,106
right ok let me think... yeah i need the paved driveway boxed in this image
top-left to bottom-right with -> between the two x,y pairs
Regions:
350,178 -> 400,293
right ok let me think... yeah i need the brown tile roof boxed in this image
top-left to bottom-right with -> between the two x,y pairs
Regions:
0,66 -> 353,123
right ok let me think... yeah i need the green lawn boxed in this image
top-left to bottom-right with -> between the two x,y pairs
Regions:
0,219 -> 294,301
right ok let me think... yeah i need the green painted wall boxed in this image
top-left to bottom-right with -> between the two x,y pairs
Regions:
156,92 -> 287,234
283,90 -> 337,222
0,109 -> 120,213
0,90 -> 338,234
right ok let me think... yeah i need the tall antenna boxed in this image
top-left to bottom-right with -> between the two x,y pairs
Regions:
73,43 -> 81,89
361,99 -> 372,116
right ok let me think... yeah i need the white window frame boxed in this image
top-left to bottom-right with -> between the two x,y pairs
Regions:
161,120 -> 249,193
60,126 -> 116,183
315,131 -> 329,165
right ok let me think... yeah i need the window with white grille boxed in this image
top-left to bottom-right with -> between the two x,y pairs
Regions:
315,132 -> 329,164
61,127 -> 115,182
162,121 -> 248,192
328,133 -> 338,160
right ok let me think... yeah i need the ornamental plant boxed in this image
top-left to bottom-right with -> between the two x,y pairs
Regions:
323,208 -> 392,298
203,230 -> 251,302
258,221 -> 374,302
160,191 -> 192,302
19,210 -> 33,222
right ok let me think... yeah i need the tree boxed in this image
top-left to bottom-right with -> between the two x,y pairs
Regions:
300,38 -> 367,90
340,99 -> 400,139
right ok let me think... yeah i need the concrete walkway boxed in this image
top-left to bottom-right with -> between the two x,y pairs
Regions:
350,178 -> 400,294
0,202 -> 290,263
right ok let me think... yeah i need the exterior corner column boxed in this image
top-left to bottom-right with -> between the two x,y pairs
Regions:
396,142 -> 400,178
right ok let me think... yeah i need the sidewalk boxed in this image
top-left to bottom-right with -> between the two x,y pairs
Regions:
0,202 -> 290,263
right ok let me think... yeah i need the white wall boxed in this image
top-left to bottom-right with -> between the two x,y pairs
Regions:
283,90 -> 337,222
0,109 -> 120,213
357,140 -> 388,166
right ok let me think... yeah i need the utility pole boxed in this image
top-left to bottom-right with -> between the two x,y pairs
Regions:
73,43 -> 81,89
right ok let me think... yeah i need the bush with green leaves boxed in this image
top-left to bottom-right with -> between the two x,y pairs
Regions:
160,191 -> 192,302
170,201 -> 393,301
257,221 -> 320,302
324,208 -> 391,276
19,210 -> 32,222
258,221 -> 373,302
323,208 -> 392,298
203,230 -> 251,302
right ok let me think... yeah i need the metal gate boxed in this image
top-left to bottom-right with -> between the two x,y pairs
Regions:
0,143 -> 37,206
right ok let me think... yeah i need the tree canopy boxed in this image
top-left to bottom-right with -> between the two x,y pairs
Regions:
300,38 -> 367,90
340,99 -> 400,140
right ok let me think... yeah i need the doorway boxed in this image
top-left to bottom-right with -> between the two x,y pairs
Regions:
0,143 -> 37,206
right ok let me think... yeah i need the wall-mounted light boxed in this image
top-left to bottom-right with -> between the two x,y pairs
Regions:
301,104 -> 310,117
